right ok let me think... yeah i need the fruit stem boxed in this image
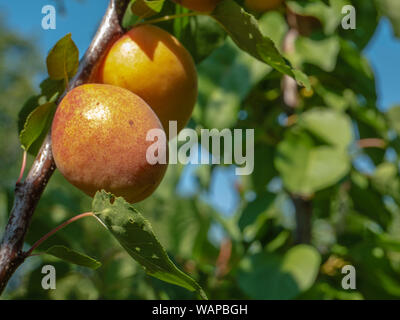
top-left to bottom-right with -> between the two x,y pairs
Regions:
25,212 -> 95,257
136,12 -> 202,26
16,150 -> 27,185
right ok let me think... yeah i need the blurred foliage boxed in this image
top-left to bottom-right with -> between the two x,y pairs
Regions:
1,0 -> 400,300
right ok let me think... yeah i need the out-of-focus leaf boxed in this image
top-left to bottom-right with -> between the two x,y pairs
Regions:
299,108 -> 353,149
286,0 -> 347,35
293,36 -> 340,72
314,84 -> 357,111
350,172 -> 392,228
239,192 -> 275,231
337,40 -> 376,102
375,0 -> 400,38
387,105 -> 400,135
176,15 -> 226,64
372,162 -> 400,204
195,39 -> 269,129
237,245 -> 321,299
258,11 -> 288,48
45,245 -> 102,270
275,131 -> 350,195
251,144 -> 276,193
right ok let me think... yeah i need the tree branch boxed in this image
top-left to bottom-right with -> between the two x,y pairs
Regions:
0,0 -> 129,295
282,9 -> 313,244
292,196 -> 312,244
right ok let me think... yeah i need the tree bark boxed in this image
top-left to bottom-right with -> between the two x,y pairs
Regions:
292,196 -> 312,244
282,9 -> 313,245
0,0 -> 129,295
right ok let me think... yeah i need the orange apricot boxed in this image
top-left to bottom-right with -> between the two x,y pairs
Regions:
51,84 -> 168,203
94,24 -> 198,136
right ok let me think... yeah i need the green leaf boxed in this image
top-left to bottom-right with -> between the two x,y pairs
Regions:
314,84 -> 357,111
211,0 -> 309,89
143,0 -> 165,12
92,191 -> 207,299
45,245 -> 102,270
19,102 -> 57,152
237,245 -> 321,299
286,0 -> 348,35
46,33 -> 79,82
387,105 -> 400,135
39,78 -> 65,102
258,11 -> 288,48
375,0 -> 400,38
176,15 -> 226,64
18,95 -> 42,134
195,39 -> 269,129
18,79 -> 64,135
299,108 -> 353,149
123,0 -> 165,28
239,192 -> 275,231
275,131 -> 350,195
350,172 -> 392,228
292,36 -> 340,72
372,162 -> 400,205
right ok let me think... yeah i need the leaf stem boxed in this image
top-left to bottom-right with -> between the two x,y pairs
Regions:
16,150 -> 27,184
25,212 -> 94,257
136,12 -> 202,26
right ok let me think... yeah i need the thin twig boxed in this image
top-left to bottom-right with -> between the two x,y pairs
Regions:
357,138 -> 386,149
16,150 -> 27,185
25,212 -> 94,257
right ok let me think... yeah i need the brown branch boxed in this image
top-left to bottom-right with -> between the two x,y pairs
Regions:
0,0 -> 129,295
357,138 -> 386,149
292,196 -> 312,244
282,11 -> 299,109
282,9 -> 313,244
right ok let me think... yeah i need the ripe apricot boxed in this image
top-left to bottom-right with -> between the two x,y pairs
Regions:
51,84 -> 168,203
94,25 -> 198,136
172,0 -> 221,12
245,0 -> 284,12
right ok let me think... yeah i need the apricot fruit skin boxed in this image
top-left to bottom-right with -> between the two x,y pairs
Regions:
245,0 -> 284,12
51,84 -> 168,203
95,25 -> 198,136
172,0 -> 221,12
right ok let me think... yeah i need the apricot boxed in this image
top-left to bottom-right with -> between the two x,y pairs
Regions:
51,84 -> 168,203
172,0 -> 221,12
94,25 -> 198,136
245,0 -> 284,12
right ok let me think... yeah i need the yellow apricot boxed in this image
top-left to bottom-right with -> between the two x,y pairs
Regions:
245,0 -> 285,12
51,84 -> 168,203
172,0 -> 222,12
94,25 -> 198,136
